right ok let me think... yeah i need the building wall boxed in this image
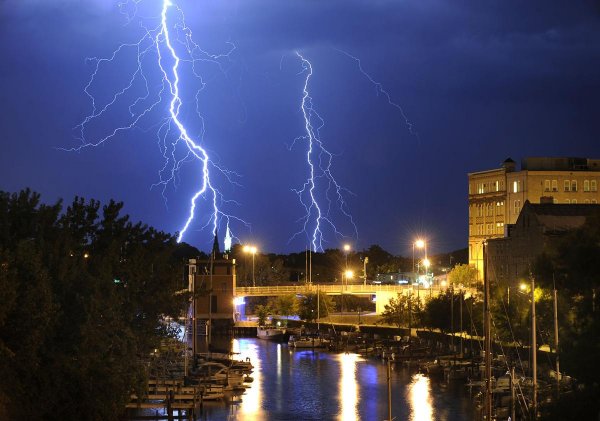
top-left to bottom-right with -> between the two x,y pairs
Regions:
468,158 -> 600,282
194,259 -> 237,321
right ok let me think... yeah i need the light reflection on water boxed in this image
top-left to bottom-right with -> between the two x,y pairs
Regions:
193,338 -> 473,421
231,339 -> 264,419
408,373 -> 434,421
338,353 -> 360,421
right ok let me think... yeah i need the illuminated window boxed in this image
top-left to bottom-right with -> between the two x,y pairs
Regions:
572,180 -> 577,192
564,180 -> 570,192
544,180 -> 550,192
592,180 -> 597,192
552,180 -> 558,192
513,180 -> 520,193
572,199 -> 577,204
584,180 -> 590,192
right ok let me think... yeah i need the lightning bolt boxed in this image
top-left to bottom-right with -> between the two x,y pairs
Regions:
290,52 -> 358,252
335,48 -> 419,139
68,0 -> 247,244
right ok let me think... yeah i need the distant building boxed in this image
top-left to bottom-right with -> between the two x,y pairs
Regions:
190,257 -> 237,332
188,236 -> 238,335
486,201 -> 600,286
468,157 -> 600,280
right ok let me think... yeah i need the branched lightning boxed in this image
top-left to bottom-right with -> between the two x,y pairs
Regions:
290,52 -> 358,252
68,0 -> 247,244
335,48 -> 419,139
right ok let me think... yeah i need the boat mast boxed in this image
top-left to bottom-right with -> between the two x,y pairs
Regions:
553,275 -> 560,398
483,241 -> 492,420
531,273 -> 537,417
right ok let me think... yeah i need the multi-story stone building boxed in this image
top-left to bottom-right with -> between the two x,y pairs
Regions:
468,157 -> 600,280
487,201 -> 600,287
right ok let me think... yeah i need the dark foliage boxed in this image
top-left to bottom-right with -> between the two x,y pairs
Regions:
0,189 -> 192,420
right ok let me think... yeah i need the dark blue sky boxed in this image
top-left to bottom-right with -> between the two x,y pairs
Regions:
1,0 -> 599,256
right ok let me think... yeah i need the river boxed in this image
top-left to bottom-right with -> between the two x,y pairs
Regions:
193,337 -> 477,421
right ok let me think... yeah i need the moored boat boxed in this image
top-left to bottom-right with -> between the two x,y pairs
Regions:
257,326 -> 290,342
289,335 -> 330,349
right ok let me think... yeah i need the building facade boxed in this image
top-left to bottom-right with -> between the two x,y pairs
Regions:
487,201 -> 600,286
468,157 -> 600,280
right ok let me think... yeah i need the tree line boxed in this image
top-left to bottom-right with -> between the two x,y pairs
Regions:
0,189 -> 194,420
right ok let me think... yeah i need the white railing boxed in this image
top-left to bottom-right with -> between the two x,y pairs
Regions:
235,284 -> 472,297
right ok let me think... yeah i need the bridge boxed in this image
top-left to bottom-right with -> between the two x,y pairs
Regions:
234,284 -> 478,314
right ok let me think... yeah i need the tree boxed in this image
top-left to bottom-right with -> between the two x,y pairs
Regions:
255,304 -> 271,326
0,190 -> 191,420
422,289 -> 482,334
297,292 -> 335,321
269,294 -> 298,320
448,264 -> 478,287
379,293 -> 421,328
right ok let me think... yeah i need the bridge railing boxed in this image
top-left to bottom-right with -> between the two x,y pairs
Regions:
235,284 -> 475,296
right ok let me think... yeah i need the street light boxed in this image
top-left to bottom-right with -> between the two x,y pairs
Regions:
343,244 -> 351,270
413,239 -> 425,274
243,245 -> 258,287
344,269 -> 354,287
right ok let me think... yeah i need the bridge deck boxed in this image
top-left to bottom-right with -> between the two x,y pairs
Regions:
235,284 -> 460,296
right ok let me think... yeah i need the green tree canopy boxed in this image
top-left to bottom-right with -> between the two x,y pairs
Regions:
0,189 -> 191,420
297,292 -> 335,321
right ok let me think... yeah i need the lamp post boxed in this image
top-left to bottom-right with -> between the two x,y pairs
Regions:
342,269 -> 353,320
363,257 -> 369,286
343,243 -> 351,270
413,239 -> 425,274
243,245 -> 258,287
421,258 -> 431,301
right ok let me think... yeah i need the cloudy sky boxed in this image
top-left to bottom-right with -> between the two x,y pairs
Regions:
1,0 -> 599,255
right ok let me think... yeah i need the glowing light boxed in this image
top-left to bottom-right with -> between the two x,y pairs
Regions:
338,353 -> 359,421
407,373 -> 434,421
233,297 -> 245,306
345,270 -> 354,279
70,0 -> 246,245
232,339 -> 264,418
290,52 -> 358,252
344,244 -> 351,252
415,239 -> 425,249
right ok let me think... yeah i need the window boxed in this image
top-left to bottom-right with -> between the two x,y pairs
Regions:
584,180 -> 590,192
564,180 -> 570,192
565,199 -> 570,204
585,199 -> 590,204
513,180 -> 520,193
552,180 -> 558,192
592,180 -> 597,192
592,199 -> 597,204
513,200 -> 521,215
572,180 -> 578,192
572,199 -> 577,204
544,180 -> 550,192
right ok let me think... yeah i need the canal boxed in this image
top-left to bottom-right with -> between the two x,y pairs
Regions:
195,337 -> 477,420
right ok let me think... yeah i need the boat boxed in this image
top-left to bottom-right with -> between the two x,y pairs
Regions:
289,335 -> 330,349
257,326 -> 290,342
